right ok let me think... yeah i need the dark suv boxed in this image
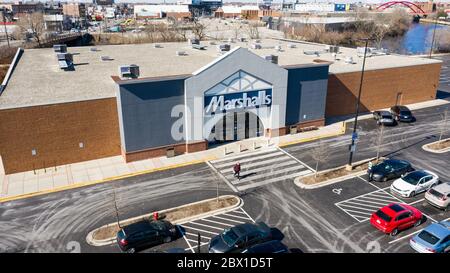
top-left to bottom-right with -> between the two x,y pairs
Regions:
390,105 -> 414,122
116,220 -> 177,253
208,222 -> 273,253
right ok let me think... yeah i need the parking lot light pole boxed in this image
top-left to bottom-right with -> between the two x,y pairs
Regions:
2,8 -> 10,48
346,38 -> 373,171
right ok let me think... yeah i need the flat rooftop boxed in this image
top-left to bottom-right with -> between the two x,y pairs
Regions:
0,38 -> 441,110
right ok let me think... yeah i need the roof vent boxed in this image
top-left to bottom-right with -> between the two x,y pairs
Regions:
90,47 -> 98,52
264,55 -> 278,64
275,45 -> 282,52
344,56 -> 355,64
239,37 -> 246,42
251,43 -> 262,49
176,51 -> 187,56
154,44 -> 162,48
228,38 -> 235,43
217,44 -> 230,52
101,56 -> 113,61
188,38 -> 200,45
119,64 -> 140,79
57,53 -> 73,70
287,44 -> 296,48
53,44 -> 67,53
304,50 -> 320,56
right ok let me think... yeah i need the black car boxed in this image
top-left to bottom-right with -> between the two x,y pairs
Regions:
368,159 -> 414,182
241,240 -> 289,253
208,222 -> 272,253
373,110 -> 395,126
390,105 -> 414,122
116,220 -> 177,253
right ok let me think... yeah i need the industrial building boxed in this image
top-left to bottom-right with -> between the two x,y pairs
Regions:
0,39 -> 442,174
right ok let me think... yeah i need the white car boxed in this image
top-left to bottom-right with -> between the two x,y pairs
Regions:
390,170 -> 439,198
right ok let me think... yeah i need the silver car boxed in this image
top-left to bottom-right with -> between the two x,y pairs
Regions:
425,182 -> 450,211
373,110 -> 395,126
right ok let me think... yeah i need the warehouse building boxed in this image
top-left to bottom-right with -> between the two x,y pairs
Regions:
0,39 -> 442,174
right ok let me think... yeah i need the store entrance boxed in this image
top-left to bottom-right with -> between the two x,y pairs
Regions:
208,111 -> 264,146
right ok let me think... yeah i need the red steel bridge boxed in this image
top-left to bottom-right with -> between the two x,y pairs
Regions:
376,1 -> 429,15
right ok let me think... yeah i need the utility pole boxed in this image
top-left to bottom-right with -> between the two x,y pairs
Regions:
429,14 -> 438,58
2,8 -> 10,48
346,38 -> 374,170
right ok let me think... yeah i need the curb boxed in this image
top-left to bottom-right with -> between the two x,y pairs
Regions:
278,122 -> 346,148
295,157 -> 383,189
86,195 -> 242,247
0,157 -> 217,204
422,138 -> 450,154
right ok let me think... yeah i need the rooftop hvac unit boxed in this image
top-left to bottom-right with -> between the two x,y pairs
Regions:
176,51 -> 186,56
57,53 -> 73,70
192,44 -> 206,50
251,43 -> 262,49
188,38 -> 200,45
324,45 -> 331,52
53,44 -> 67,53
154,44 -> 162,48
357,47 -> 373,57
264,55 -> 278,64
303,50 -> 320,56
344,56 -> 354,64
217,44 -> 230,52
275,45 -> 282,52
239,37 -> 246,42
119,65 -> 140,79
329,46 -> 339,53
90,47 -> 98,52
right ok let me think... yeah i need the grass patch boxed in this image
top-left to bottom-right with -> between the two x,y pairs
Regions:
92,195 -> 238,241
427,138 -> 450,151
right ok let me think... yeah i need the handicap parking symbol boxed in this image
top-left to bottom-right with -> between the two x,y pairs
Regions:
332,188 -> 342,195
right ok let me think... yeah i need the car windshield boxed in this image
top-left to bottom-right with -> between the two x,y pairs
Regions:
221,228 -> 239,246
375,210 -> 392,222
418,230 -> 440,245
381,114 -> 392,119
374,162 -> 392,171
402,172 -> 426,185
400,111 -> 411,115
150,221 -> 166,231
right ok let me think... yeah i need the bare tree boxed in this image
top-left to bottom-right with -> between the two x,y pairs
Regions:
17,12 -> 45,47
439,109 -> 449,142
111,183 -> 122,229
247,22 -> 260,40
192,19 -> 207,41
311,140 -> 330,177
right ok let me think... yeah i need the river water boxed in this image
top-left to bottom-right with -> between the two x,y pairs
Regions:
382,22 -> 450,55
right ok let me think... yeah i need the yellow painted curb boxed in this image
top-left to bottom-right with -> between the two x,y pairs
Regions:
0,156 -> 218,204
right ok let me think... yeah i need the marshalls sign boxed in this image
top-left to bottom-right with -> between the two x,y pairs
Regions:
204,89 -> 272,114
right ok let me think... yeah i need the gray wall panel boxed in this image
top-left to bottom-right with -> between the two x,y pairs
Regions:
118,79 -> 185,152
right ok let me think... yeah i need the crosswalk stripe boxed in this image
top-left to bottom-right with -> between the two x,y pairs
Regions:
232,165 -> 306,185
220,159 -> 298,175
210,148 -> 278,164
237,169 -> 312,191
213,151 -> 285,169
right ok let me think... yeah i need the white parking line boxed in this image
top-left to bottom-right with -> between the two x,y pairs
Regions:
184,242 -> 209,252
407,198 -> 425,205
185,232 -> 211,240
182,225 -> 220,235
200,218 -> 235,227
178,225 -> 194,253
211,215 -> 245,224
338,203 -> 379,211
358,195 -> 398,203
344,200 -> 383,209
187,221 -> 225,230
222,212 -> 254,220
278,147 -> 315,172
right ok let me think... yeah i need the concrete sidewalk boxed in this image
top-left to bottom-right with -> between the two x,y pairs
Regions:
0,121 -> 345,201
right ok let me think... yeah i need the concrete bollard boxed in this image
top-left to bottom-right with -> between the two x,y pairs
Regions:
224,147 -> 227,156
238,144 -> 242,153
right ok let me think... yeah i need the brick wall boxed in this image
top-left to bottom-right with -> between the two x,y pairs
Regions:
326,63 -> 441,117
0,98 -> 121,174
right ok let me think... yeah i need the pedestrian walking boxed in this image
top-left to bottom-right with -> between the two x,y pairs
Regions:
233,162 -> 241,180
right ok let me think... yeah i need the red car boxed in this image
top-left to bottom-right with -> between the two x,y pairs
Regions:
370,203 -> 423,236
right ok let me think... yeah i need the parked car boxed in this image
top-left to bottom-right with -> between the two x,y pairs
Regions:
410,220 -> 450,253
372,110 -> 395,126
208,222 -> 273,253
390,170 -> 439,198
368,159 -> 413,182
116,219 -> 177,253
241,240 -> 289,253
390,105 -> 414,122
425,182 -> 450,211
370,203 -> 423,236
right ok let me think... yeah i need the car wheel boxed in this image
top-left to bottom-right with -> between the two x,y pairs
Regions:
390,228 -> 399,236
163,236 -> 172,243
126,248 -> 135,253
409,191 -> 416,198
414,219 -> 422,227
